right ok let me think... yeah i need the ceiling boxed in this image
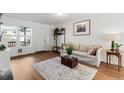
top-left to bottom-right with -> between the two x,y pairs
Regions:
3,13 -> 90,24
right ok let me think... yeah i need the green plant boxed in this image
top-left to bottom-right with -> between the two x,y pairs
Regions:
112,41 -> 114,49
53,28 -> 59,47
114,43 -> 123,49
0,44 -> 6,51
66,46 -> 73,56
53,28 -> 65,51
61,28 -> 65,31
53,28 -> 59,37
0,32 -> 3,42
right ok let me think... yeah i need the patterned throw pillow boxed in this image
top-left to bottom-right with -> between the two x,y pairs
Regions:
88,45 -> 102,56
88,47 -> 99,56
88,48 -> 95,55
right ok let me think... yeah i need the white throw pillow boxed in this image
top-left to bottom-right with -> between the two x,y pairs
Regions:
79,44 -> 89,52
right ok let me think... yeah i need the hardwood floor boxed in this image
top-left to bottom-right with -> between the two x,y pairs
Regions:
11,51 -> 124,80
11,52 -> 58,80
94,62 -> 124,80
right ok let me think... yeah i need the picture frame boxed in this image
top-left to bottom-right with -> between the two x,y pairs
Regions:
73,19 -> 90,36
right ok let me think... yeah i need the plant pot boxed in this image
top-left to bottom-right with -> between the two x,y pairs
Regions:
115,48 -> 120,52
111,48 -> 114,51
67,55 -> 72,59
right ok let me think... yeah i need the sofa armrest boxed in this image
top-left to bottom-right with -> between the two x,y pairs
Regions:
95,48 -> 102,67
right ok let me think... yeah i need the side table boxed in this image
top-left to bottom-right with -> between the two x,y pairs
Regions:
106,50 -> 122,71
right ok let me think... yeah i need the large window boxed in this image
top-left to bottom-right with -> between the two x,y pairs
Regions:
19,27 -> 32,47
1,25 -> 17,47
1,25 -> 32,47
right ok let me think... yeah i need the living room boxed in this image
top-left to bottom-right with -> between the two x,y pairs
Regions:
0,13 -> 124,80
1,0 -> 124,93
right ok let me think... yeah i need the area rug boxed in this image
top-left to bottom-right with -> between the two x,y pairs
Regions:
32,57 -> 97,80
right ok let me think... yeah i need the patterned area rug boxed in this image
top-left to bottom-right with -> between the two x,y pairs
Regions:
32,57 -> 97,80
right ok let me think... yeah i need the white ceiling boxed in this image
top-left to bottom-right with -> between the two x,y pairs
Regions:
3,13 -> 89,24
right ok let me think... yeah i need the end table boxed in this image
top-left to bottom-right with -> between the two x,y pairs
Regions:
106,50 -> 122,71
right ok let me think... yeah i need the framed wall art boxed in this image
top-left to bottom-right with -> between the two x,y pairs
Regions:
73,19 -> 90,36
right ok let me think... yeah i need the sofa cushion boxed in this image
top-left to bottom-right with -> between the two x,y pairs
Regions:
73,50 -> 95,59
71,44 -> 80,51
79,44 -> 101,52
88,44 -> 101,50
79,44 -> 89,52
60,50 -> 95,58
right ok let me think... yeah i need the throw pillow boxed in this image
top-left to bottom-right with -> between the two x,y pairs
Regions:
79,44 -> 89,52
90,47 -> 98,56
61,44 -> 69,50
88,48 -> 95,55
72,44 -> 80,51
88,45 -> 102,56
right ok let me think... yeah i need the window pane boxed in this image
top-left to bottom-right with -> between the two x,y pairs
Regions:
4,36 -> 17,47
19,27 -> 32,36
1,25 -> 17,36
20,37 -> 31,47
5,36 -> 16,42
26,28 -> 32,36
1,25 -> 17,48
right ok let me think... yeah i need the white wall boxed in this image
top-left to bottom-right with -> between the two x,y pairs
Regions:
0,49 -> 11,71
53,13 -> 124,65
1,16 -> 52,56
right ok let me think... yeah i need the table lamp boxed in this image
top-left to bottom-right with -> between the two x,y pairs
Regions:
105,33 -> 119,51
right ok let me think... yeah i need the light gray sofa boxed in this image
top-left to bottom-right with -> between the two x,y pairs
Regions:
60,44 -> 102,67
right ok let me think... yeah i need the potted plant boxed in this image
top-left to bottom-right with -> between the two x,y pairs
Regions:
0,32 -> 2,42
66,46 -> 73,59
53,28 -> 65,46
53,28 -> 59,47
114,43 -> 123,52
0,44 -> 6,51
61,28 -> 65,31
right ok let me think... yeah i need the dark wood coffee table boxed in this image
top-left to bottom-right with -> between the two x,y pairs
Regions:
61,56 -> 78,68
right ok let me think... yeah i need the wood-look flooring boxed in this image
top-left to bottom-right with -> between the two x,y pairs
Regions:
11,51 -> 124,80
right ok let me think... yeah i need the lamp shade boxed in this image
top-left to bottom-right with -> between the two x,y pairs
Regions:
105,33 -> 120,41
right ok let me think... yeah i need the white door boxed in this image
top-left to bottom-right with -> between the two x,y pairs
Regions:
34,28 -> 46,52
